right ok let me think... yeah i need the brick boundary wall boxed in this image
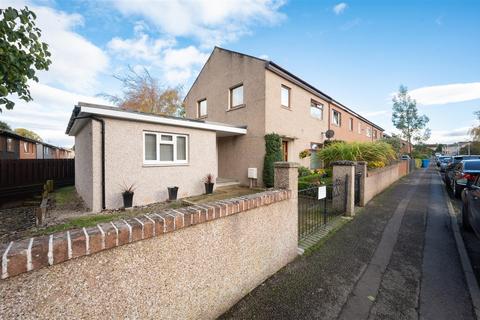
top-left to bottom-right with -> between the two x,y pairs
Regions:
1,189 -> 291,280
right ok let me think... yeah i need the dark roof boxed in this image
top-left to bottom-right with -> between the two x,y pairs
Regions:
66,102 -> 247,134
0,129 -> 72,151
191,47 -> 384,131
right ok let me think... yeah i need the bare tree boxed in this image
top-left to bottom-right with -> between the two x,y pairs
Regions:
100,67 -> 185,117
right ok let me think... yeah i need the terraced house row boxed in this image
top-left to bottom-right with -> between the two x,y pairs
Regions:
184,47 -> 384,186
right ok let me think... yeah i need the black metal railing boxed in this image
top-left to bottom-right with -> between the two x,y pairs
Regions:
298,183 -> 345,240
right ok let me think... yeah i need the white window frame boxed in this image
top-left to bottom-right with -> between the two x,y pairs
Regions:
23,142 -> 28,153
143,131 -> 189,165
198,99 -> 207,118
281,85 -> 291,108
310,101 -> 323,120
229,84 -> 244,109
358,123 -> 362,134
349,118 -> 354,131
366,127 -> 372,137
332,110 -> 341,126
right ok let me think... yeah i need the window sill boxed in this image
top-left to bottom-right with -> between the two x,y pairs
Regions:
281,105 -> 292,110
198,115 -> 207,119
227,104 -> 246,112
143,163 -> 189,168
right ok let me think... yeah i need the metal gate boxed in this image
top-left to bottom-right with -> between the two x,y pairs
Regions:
354,172 -> 362,205
298,178 -> 346,240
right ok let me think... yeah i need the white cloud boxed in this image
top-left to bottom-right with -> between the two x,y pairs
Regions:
1,82 -> 110,147
428,127 -> 471,144
410,82 -> 480,105
333,2 -> 348,15
109,0 -> 286,47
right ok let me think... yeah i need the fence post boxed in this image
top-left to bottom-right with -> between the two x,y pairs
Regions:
332,161 -> 356,216
355,161 -> 367,207
274,162 -> 299,198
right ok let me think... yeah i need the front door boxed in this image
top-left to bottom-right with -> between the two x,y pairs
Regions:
282,141 -> 288,161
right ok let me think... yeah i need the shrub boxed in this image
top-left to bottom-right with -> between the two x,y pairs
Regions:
298,166 -> 313,177
318,141 -> 396,168
263,133 -> 283,187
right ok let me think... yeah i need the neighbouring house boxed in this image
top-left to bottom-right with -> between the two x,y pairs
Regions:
184,47 -> 384,186
0,129 -> 74,160
65,102 -> 247,212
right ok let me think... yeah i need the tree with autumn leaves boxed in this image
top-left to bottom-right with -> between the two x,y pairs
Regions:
102,67 -> 186,117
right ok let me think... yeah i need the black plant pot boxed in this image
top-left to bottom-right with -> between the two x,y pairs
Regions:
205,182 -> 214,194
168,186 -> 179,201
122,192 -> 134,208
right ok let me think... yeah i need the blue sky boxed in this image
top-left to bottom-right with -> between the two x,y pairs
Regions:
1,0 -> 479,147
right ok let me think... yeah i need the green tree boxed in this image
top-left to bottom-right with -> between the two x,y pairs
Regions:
460,142 -> 480,155
14,128 -> 42,141
0,120 -> 11,130
0,7 -> 52,111
262,133 -> 283,187
381,135 -> 402,155
101,67 -> 185,117
435,144 -> 444,153
392,85 -> 430,155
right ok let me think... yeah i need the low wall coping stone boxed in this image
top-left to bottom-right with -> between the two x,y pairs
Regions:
0,189 -> 291,281
331,160 -> 356,166
274,162 -> 300,168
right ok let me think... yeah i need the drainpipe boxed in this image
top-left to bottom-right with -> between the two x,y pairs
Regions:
74,115 -> 106,210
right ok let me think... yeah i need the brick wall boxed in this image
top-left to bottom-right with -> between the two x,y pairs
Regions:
0,187 -> 298,318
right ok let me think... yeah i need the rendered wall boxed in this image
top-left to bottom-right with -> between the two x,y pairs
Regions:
0,191 -> 297,319
363,161 -> 409,205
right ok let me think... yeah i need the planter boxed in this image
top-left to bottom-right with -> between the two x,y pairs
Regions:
122,191 -> 134,208
168,186 -> 179,201
205,182 -> 214,194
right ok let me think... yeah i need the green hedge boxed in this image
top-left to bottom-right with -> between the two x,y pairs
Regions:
263,133 -> 283,188
318,141 -> 396,168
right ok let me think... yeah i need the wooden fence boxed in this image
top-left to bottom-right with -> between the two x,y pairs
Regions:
0,159 -> 74,190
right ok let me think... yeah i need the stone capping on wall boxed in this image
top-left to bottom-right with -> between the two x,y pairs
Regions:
0,189 -> 291,281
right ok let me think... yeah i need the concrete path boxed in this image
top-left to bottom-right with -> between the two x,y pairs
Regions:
221,168 -> 476,320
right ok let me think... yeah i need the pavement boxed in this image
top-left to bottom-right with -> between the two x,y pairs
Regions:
220,167 -> 477,320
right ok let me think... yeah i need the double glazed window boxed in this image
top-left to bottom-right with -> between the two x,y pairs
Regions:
144,132 -> 188,165
310,101 -> 323,119
366,128 -> 372,137
349,118 -> 354,131
358,123 -> 362,134
6,138 -> 13,152
230,84 -> 244,108
332,110 -> 341,126
281,85 -> 290,108
198,99 -> 207,118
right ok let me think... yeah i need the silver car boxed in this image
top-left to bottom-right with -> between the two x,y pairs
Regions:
440,157 -> 452,172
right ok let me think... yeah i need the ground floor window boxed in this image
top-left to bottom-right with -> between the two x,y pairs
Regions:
144,131 -> 188,165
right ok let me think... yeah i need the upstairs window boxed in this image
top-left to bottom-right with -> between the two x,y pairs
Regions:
332,110 -> 341,126
7,138 -> 13,152
358,123 -> 362,134
198,99 -> 207,118
310,101 -> 323,120
23,142 -> 29,153
349,118 -> 354,131
281,85 -> 290,108
366,127 -> 372,137
373,130 -> 378,139
144,132 -> 188,165
230,84 -> 244,108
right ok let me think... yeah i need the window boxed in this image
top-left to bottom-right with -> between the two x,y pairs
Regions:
310,101 -> 323,119
281,85 -> 290,108
230,84 -> 244,108
198,99 -> 207,118
349,118 -> 354,131
358,123 -> 362,134
373,130 -> 378,139
143,131 -> 188,165
7,138 -> 13,152
332,110 -> 341,126
366,127 -> 372,137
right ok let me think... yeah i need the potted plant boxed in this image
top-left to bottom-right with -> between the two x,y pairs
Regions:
204,174 -> 215,194
121,183 -> 136,208
167,186 -> 179,201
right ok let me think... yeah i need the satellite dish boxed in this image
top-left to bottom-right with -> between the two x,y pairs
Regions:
325,130 -> 335,139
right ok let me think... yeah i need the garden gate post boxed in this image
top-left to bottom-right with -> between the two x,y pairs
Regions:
355,161 -> 367,207
332,161 -> 356,216
274,162 -> 299,198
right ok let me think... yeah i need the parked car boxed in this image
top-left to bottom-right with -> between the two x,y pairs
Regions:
450,160 -> 480,197
436,155 -> 449,167
461,175 -> 480,236
401,155 -> 411,160
445,155 -> 480,186
439,157 -> 452,172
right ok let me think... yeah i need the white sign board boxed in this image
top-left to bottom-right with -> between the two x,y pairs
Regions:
318,186 -> 327,200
